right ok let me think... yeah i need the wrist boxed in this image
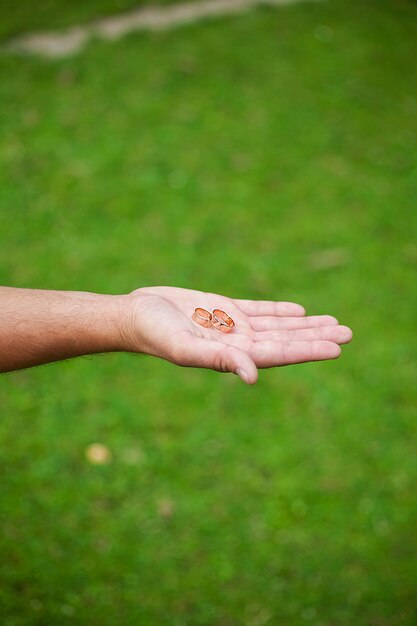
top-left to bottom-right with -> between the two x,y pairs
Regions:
58,291 -> 135,355
114,291 -> 146,354
65,291 -> 133,355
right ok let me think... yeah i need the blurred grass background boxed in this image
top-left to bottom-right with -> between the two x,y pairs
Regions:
1,0 -> 417,624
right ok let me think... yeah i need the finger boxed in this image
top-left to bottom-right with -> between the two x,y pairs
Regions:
177,335 -> 258,385
250,314 -> 339,331
254,325 -> 353,345
233,299 -> 305,317
250,340 -> 342,368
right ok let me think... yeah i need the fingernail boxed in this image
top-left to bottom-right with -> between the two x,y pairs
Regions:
236,368 -> 249,384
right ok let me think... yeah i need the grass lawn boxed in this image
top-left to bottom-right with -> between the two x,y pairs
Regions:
0,0 -> 157,40
1,0 -> 417,624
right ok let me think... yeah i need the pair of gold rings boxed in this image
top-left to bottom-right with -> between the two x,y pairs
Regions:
192,307 -> 235,333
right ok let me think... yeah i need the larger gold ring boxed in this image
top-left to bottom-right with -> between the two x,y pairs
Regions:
212,309 -> 235,333
192,307 -> 212,328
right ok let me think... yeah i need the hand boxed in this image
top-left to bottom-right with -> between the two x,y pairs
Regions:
125,286 -> 353,385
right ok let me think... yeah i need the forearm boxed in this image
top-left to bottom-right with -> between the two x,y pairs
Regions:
0,287 -> 132,373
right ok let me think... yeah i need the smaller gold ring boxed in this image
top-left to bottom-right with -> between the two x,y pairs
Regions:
192,307 -> 212,328
212,309 -> 235,333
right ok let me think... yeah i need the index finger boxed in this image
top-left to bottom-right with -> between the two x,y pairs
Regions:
233,298 -> 306,317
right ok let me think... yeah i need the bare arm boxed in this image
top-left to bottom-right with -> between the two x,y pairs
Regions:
0,285 -> 352,383
0,287 -> 128,373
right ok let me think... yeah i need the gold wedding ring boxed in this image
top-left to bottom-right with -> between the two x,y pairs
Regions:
212,309 -> 235,333
192,308 -> 212,328
191,307 -> 235,332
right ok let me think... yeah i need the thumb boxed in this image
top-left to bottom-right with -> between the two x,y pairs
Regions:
178,336 -> 258,385
222,344 -> 258,385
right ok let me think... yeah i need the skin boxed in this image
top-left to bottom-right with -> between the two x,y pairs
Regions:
0,285 -> 353,383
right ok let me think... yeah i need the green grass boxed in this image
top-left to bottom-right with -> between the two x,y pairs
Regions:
0,0 -> 169,40
1,0 -> 417,624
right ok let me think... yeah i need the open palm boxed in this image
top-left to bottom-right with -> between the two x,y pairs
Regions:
128,286 -> 352,384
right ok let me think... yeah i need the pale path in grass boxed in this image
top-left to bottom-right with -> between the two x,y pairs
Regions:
5,0 -> 322,58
